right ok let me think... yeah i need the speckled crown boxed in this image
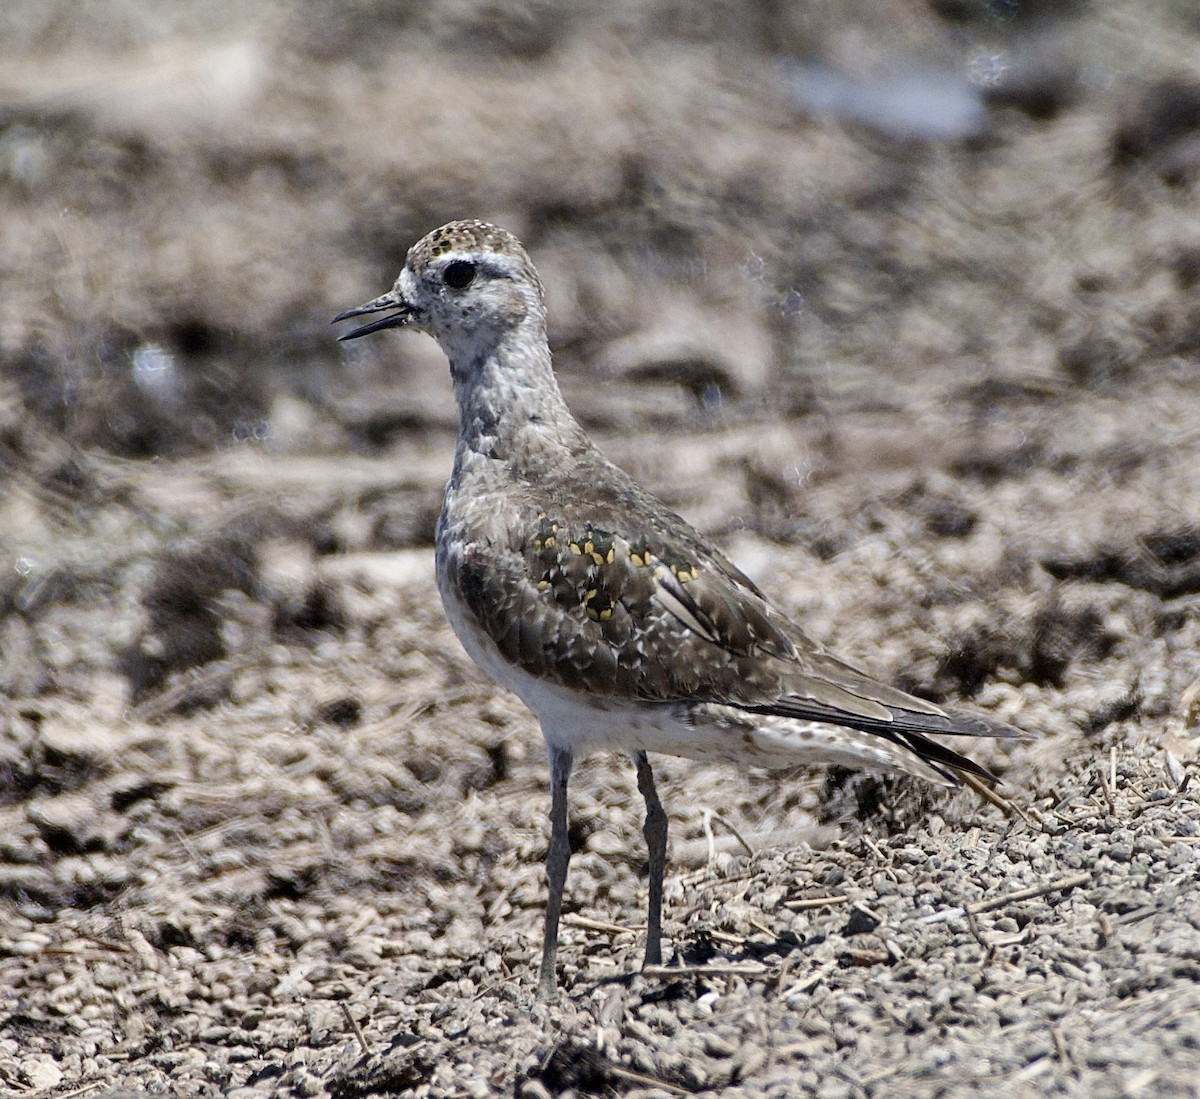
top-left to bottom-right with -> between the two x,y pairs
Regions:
406,220 -> 520,265
406,220 -> 543,302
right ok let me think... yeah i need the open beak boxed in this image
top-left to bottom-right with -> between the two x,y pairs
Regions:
331,289 -> 415,341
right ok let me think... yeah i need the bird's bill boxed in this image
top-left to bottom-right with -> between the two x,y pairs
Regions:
332,290 -> 414,341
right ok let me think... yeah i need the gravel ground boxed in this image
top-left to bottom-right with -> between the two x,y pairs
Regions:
4,1 -> 1200,1096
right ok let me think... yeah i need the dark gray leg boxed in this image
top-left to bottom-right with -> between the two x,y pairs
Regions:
635,751 -> 668,968
538,743 -> 573,1000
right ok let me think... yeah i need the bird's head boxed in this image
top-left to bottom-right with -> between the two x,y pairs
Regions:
333,219 -> 546,366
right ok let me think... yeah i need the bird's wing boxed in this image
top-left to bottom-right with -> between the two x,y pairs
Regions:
449,473 -> 1016,732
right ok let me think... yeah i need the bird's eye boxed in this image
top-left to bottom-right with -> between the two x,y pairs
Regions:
443,260 -> 476,290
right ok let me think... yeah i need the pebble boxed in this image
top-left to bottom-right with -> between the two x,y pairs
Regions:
2,594 -> 1199,1099
20,1056 -> 63,1090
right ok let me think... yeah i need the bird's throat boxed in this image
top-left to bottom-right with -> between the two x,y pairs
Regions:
450,341 -> 589,478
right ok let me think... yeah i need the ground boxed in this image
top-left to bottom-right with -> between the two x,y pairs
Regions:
3,2 -> 1200,1097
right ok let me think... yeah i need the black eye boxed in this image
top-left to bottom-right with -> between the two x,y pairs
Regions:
443,260 -> 476,290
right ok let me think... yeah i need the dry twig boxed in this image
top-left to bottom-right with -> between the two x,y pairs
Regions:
562,913 -> 639,936
919,871 -> 1091,925
339,1002 -> 368,1055
783,894 -> 849,910
642,962 -> 767,981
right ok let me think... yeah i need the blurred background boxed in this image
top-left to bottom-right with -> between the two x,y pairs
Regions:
3,3 -> 1200,1092
4,0 -> 1200,704
2,1 -> 1196,453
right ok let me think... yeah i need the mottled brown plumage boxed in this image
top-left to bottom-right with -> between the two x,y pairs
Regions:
334,220 -> 1027,999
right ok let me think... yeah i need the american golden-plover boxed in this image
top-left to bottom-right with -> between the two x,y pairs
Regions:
334,220 -> 1023,999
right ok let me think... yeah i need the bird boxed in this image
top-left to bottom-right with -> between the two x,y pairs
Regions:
333,219 -> 1025,999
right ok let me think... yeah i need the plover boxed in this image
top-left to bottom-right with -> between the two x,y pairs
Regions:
334,220 -> 1024,999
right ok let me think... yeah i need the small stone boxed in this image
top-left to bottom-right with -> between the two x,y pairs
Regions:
843,904 -> 881,935
518,1082 -> 552,1099
703,1032 -> 738,1058
27,795 -> 113,853
20,1056 -> 63,1090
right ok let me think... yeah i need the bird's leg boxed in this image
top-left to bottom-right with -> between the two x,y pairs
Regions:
538,743 -> 573,1000
635,751 -> 668,968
